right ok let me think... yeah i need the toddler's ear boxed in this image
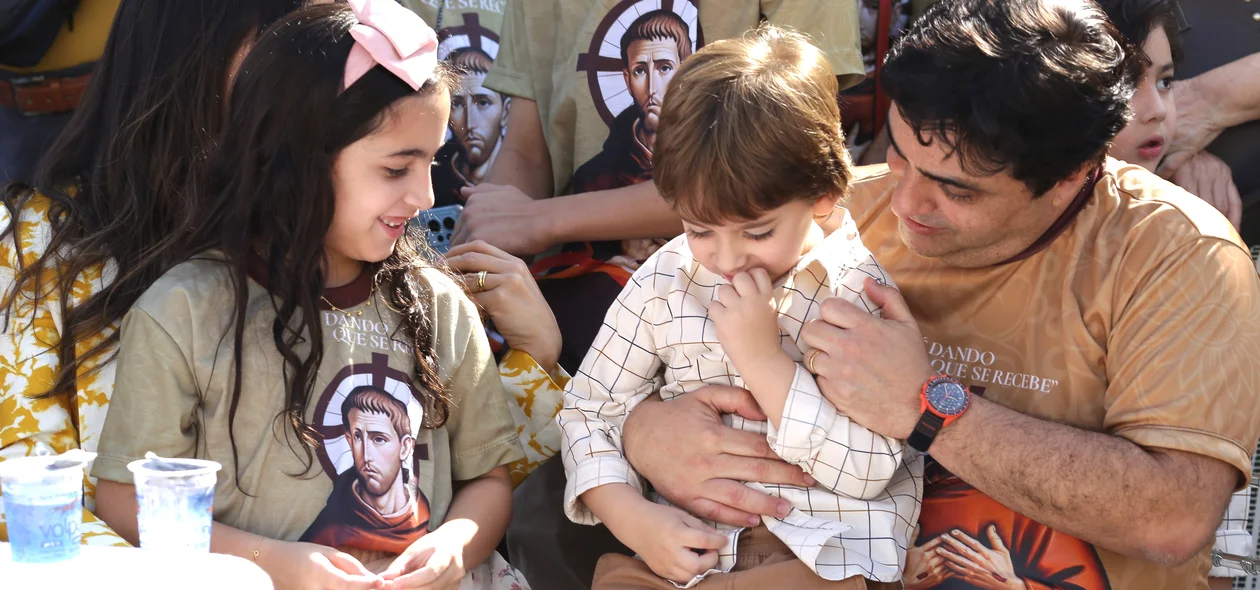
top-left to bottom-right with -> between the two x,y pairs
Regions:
812,192 -> 843,217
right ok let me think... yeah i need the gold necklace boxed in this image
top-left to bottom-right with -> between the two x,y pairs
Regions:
321,291 -> 373,317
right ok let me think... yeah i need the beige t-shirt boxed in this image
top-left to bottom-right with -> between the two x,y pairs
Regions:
847,159 -> 1260,590
405,0 -> 510,208
93,256 -> 523,559
484,0 -> 864,199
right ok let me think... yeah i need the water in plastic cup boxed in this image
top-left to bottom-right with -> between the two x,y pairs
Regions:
127,453 -> 221,551
0,450 -> 95,563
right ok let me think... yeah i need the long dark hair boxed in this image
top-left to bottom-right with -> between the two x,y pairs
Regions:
0,0 -> 303,398
184,3 -> 457,480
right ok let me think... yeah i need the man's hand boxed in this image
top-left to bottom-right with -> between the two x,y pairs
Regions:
1171,151 -> 1243,229
1158,76 -> 1226,176
450,184 -> 555,255
622,386 -> 815,528
801,278 -> 933,439
710,269 -> 783,367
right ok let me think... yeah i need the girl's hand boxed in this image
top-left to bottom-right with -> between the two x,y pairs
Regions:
364,557 -> 395,575
262,540 -> 384,590
446,240 -> 562,371
381,525 -> 467,590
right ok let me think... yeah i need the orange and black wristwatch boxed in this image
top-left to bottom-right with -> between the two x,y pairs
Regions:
908,374 -> 970,453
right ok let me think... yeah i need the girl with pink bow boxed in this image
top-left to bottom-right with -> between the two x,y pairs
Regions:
93,2 -> 530,589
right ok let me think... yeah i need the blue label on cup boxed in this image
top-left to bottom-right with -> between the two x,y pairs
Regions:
6,490 -> 82,563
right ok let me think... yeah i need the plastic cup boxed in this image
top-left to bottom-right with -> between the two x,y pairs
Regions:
0,451 -> 94,563
127,453 -> 221,552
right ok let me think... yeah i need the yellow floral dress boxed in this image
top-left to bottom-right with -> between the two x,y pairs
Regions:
0,193 -> 570,545
0,193 -> 123,546
498,350 -> 570,488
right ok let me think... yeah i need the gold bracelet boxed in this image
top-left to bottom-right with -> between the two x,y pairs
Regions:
252,549 -> 260,563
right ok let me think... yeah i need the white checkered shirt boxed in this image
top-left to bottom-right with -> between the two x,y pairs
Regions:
1211,487 -> 1255,577
559,211 -> 924,586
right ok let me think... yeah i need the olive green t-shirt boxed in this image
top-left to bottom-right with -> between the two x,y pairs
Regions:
404,0 -> 511,208
93,256 -> 522,560
484,0 -> 864,198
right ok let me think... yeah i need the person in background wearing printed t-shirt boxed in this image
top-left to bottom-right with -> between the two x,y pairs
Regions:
402,1 -> 579,494
568,9 -> 690,196
609,1 -> 1260,589
404,0 -> 512,209
449,0 -> 865,374
432,46 -> 513,206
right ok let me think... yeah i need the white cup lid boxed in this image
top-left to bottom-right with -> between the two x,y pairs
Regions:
126,452 -> 222,478
0,449 -> 96,481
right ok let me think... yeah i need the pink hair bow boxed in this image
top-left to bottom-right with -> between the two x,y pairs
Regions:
344,0 -> 439,91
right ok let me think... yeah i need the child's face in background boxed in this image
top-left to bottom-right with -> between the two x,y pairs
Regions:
324,91 -> 449,286
1109,27 -> 1177,171
682,196 -> 836,283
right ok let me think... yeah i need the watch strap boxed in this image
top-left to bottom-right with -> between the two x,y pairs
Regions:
908,410 -> 945,453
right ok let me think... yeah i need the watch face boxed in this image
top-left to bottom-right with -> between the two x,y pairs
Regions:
926,378 -> 969,416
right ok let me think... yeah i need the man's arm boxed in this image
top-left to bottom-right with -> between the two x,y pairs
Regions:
539,180 -> 682,244
452,178 -> 683,255
801,279 -> 1246,566
929,396 -> 1235,566
482,96 -> 553,200
1188,53 -> 1260,129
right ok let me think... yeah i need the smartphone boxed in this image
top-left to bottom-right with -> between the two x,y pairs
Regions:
411,204 -> 462,254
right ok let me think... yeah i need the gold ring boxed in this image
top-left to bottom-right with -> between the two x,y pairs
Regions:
476,270 -> 488,292
807,350 -> 822,375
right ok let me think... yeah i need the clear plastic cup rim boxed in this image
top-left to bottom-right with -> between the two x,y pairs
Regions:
126,456 -> 222,478
0,452 -> 95,482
